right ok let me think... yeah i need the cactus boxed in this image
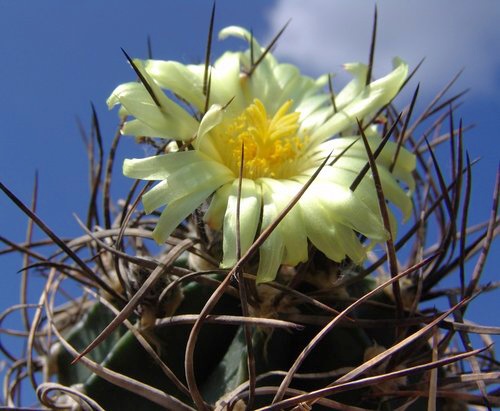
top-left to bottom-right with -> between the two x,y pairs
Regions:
1,10 -> 499,411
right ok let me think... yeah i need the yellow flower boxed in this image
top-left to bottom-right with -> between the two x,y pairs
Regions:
108,26 -> 415,283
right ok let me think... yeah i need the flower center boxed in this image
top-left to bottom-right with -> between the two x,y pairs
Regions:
212,99 -> 305,179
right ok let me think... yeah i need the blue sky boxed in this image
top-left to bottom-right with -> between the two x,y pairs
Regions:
1,0 -> 498,387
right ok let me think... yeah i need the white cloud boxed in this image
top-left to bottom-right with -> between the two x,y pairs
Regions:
266,0 -> 500,99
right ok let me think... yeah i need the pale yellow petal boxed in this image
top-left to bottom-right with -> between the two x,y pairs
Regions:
204,182 -> 232,230
152,181 -> 225,244
221,179 -> 262,268
259,178 -> 308,266
165,160 -> 233,203
256,183 -> 285,283
310,59 -> 409,144
108,61 -> 198,141
299,179 -> 388,241
300,197 -> 347,262
123,151 -> 206,180
145,60 -> 205,110
194,104 -> 226,163
142,180 -> 169,213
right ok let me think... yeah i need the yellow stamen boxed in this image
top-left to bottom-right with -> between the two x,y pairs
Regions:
211,98 -> 306,179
